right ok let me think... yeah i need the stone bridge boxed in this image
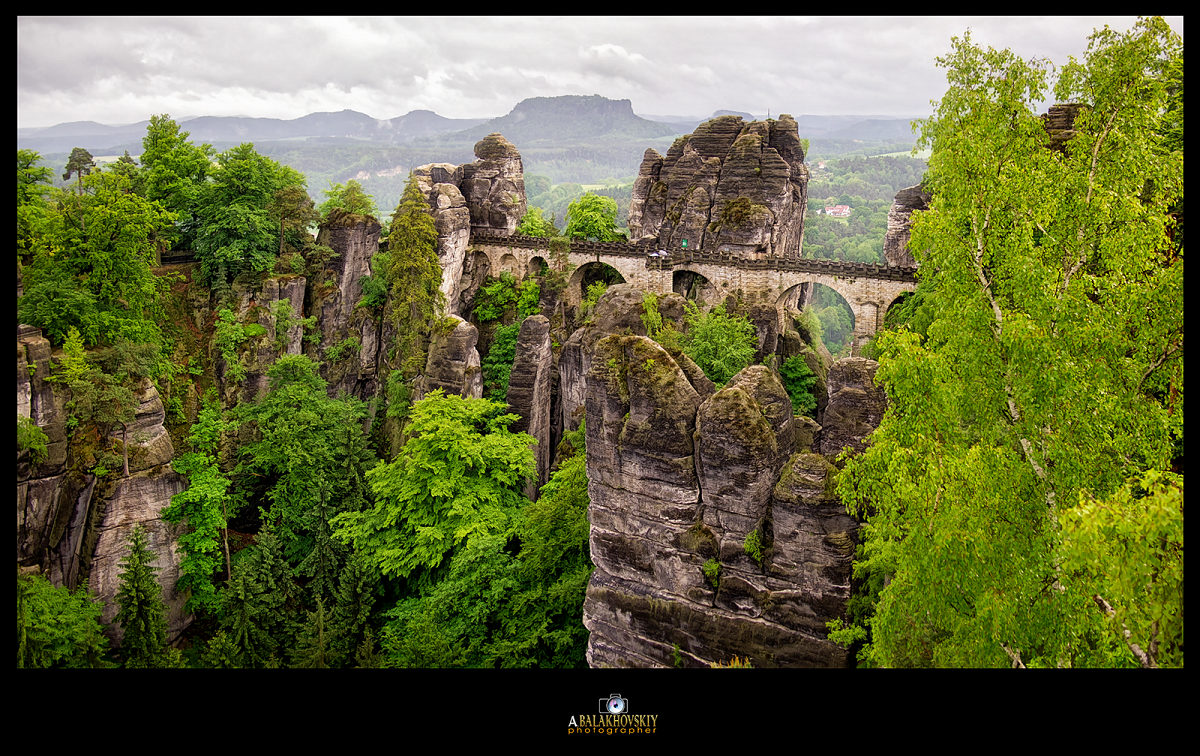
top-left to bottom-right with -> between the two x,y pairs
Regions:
468,232 -> 918,353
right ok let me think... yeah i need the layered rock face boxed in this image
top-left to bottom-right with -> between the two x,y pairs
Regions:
505,315 -> 553,499
883,184 -> 931,268
413,134 -> 527,316
627,114 -> 809,257
581,289 -> 886,667
18,326 -> 191,644
309,210 -> 385,400
414,315 -> 483,402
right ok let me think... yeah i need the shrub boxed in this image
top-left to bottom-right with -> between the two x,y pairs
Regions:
779,355 -> 819,417
682,301 -> 757,386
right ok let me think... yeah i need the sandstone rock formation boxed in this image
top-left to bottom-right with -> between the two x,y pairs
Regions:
820,357 -> 887,457
883,184 -> 931,268
415,315 -> 483,401
581,305 -> 883,666
505,315 -> 554,499
17,324 -> 191,645
627,114 -> 809,257
309,210 -> 385,400
459,133 -> 527,235
413,135 -> 526,316
412,165 -> 472,316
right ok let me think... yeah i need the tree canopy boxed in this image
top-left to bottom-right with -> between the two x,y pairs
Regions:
836,17 -> 1184,668
565,192 -> 623,242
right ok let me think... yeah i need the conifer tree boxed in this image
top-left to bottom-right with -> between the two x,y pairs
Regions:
114,524 -> 170,667
291,598 -> 338,668
201,630 -> 244,669
385,173 -> 445,380
218,564 -> 275,667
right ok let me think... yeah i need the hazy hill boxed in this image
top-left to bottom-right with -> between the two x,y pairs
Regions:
17,109 -> 490,154
444,95 -> 681,145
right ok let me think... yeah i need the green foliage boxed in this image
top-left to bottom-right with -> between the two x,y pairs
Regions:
474,272 -> 519,323
235,354 -> 374,564
63,339 -> 158,477
565,192 -> 624,241
162,398 -> 236,613
269,299 -> 318,356
837,19 -> 1184,668
702,559 -> 720,587
17,415 -> 49,466
214,308 -> 249,383
640,292 -> 663,338
114,524 -> 171,667
385,173 -> 446,378
357,251 -> 391,312
1060,472 -> 1183,667
139,114 -> 215,251
17,568 -> 110,668
515,205 -> 558,238
18,166 -> 175,348
743,529 -> 764,564
577,281 -> 608,326
779,355 -> 818,417
681,301 -> 757,386
481,322 -> 521,402
325,336 -> 361,363
318,179 -> 378,222
517,278 -> 541,320
193,142 -> 307,287
332,390 -> 534,590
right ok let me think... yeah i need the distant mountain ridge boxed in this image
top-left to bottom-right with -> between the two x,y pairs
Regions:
17,109 -> 492,154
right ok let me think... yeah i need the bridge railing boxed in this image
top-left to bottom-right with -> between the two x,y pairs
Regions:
468,232 -> 919,282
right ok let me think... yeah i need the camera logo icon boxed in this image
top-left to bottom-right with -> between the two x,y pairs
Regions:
600,694 -> 629,714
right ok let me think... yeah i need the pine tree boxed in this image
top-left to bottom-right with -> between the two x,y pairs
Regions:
291,598 -> 338,668
385,174 -> 445,380
114,524 -> 170,667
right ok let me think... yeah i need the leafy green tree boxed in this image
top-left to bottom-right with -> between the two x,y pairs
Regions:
332,390 -> 535,591
565,192 -> 624,241
162,397 -> 236,612
681,301 -> 757,386
837,19 -> 1183,668
139,114 -> 216,250
270,184 -> 321,256
17,149 -> 52,207
318,180 -> 378,221
779,355 -> 818,417
62,147 -> 96,196
114,524 -> 172,667
193,142 -> 307,287
19,169 -> 175,347
200,630 -> 244,669
515,205 -> 558,237
235,355 -> 373,565
1060,472 -> 1183,667
18,568 -> 110,668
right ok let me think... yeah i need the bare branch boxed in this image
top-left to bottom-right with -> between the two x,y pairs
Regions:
1001,644 -> 1027,669
1093,594 -> 1158,668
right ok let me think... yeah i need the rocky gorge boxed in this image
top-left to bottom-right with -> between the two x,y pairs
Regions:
18,117 -> 916,667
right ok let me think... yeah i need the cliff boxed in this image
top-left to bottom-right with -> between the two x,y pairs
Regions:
627,114 -> 809,258
578,288 -> 888,667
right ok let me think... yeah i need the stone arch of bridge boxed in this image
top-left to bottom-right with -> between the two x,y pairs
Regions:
567,260 -> 629,307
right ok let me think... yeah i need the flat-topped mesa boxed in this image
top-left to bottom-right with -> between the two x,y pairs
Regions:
627,114 -> 809,258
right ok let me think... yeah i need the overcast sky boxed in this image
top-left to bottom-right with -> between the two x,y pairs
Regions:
17,16 -> 1184,129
